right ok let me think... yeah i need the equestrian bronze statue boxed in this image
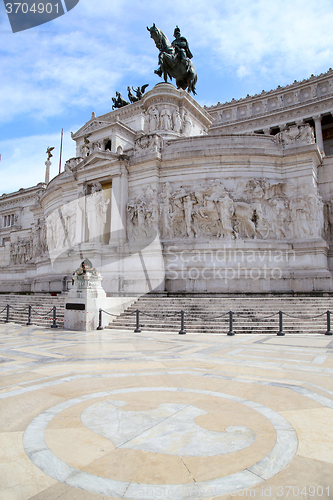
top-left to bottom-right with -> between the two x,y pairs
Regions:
147,24 -> 197,95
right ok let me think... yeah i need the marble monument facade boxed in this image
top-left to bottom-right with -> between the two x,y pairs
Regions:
1,76 -> 333,295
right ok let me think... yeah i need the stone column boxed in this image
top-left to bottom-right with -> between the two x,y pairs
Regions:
313,115 -> 324,152
110,165 -> 128,244
45,160 -> 51,184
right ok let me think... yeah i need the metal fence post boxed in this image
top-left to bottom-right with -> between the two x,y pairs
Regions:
26,305 -> 32,326
5,304 -> 10,323
179,310 -> 186,334
97,308 -> 103,330
325,310 -> 332,335
277,310 -> 284,336
227,310 -> 234,336
134,309 -> 141,333
51,306 -> 58,329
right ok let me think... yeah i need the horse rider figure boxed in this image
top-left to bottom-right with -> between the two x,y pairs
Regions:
154,26 -> 193,77
171,26 -> 193,69
148,23 -> 197,94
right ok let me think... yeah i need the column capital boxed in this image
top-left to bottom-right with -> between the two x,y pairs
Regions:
313,114 -> 322,122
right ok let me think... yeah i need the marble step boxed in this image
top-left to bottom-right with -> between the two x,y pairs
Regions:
106,324 -> 325,334
106,296 -> 332,333
0,298 -> 65,327
106,320 -> 327,333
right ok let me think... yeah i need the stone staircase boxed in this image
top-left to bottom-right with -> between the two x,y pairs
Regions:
1,293 -> 333,334
0,294 -> 65,328
106,294 -> 333,334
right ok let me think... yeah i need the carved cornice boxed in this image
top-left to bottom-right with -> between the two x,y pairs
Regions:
72,120 -> 113,139
0,194 -> 41,208
0,183 -> 46,203
209,95 -> 333,134
72,119 -> 137,141
208,68 -> 333,131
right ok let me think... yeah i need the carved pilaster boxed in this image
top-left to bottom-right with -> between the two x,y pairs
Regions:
110,168 -> 128,244
313,115 -> 324,152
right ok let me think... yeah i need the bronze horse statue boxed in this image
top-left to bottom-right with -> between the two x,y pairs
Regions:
147,24 -> 197,95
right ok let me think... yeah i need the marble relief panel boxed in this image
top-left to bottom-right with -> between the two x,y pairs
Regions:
128,178 -> 324,242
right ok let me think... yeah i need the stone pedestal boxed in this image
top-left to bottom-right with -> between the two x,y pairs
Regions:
64,260 -> 107,331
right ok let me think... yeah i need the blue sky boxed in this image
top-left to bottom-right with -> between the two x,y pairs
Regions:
1,0 -> 333,194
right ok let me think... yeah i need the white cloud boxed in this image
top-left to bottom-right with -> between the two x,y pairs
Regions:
2,0 -> 333,125
1,0 -> 333,194
185,0 -> 333,84
236,65 -> 250,78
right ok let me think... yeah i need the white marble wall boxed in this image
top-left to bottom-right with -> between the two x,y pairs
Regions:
1,85 -> 333,294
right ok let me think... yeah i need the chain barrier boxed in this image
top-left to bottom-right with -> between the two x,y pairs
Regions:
0,304 -> 59,328
97,309 -> 332,336
283,311 -> 327,320
0,302 -> 330,336
8,305 -> 29,312
31,307 -> 54,316
99,309 -> 119,317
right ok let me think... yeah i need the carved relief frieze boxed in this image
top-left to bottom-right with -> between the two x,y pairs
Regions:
145,105 -> 193,136
10,218 -> 48,265
127,184 -> 159,240
134,134 -> 162,157
274,123 -> 315,147
127,178 -> 324,242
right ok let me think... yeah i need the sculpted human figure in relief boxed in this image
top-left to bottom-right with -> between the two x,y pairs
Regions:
144,185 -> 159,230
289,196 -> 311,238
217,194 -> 234,239
160,106 -> 172,130
149,106 -> 159,132
173,108 -> 182,133
183,111 -> 192,135
183,194 -> 200,237
86,182 -> 109,242
159,183 -> 174,238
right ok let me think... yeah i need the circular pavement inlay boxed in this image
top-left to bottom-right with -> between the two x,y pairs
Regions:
23,386 -> 298,499
81,400 -> 257,456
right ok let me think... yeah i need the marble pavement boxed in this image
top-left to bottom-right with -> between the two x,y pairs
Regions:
0,324 -> 333,499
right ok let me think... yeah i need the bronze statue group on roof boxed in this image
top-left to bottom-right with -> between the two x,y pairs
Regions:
111,25 -> 197,110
